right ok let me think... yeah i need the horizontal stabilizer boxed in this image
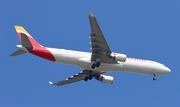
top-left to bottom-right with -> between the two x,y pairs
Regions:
10,49 -> 27,56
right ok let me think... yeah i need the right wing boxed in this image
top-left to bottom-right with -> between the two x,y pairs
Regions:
49,70 -> 102,86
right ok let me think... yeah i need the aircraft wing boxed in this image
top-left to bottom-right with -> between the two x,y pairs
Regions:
88,11 -> 117,63
49,70 -> 102,86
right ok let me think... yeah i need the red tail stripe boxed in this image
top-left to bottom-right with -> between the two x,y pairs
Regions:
17,33 -> 22,41
17,32 -> 42,48
27,36 -> 42,48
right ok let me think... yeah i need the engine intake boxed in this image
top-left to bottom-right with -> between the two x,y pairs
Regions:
109,53 -> 127,62
98,75 -> 114,84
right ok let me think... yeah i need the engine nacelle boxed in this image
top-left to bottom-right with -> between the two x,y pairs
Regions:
109,53 -> 127,62
98,75 -> 114,84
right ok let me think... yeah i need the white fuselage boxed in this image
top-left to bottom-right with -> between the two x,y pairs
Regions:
47,47 -> 171,75
12,25 -> 171,85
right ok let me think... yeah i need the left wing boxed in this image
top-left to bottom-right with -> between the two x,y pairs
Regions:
49,70 -> 102,86
88,11 -> 117,64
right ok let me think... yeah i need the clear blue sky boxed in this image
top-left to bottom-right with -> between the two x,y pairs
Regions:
1,1 -> 179,107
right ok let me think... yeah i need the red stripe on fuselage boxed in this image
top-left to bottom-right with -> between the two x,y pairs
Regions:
25,35 -> 55,61
17,32 -> 55,61
28,47 -> 55,62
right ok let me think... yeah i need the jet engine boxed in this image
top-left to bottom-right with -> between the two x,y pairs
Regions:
97,75 -> 114,84
109,53 -> 127,62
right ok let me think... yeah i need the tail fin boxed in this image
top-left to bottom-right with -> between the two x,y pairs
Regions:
10,26 -> 42,56
14,26 -> 42,49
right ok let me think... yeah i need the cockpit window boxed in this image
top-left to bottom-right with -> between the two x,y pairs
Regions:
147,61 -> 166,67
155,62 -> 166,67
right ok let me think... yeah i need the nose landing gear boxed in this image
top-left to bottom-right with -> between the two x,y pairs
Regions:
153,73 -> 157,80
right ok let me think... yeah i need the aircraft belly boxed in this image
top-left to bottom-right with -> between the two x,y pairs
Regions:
78,58 -> 124,71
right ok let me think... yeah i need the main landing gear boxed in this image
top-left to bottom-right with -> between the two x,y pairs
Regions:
153,73 -> 157,81
84,75 -> 93,81
91,62 -> 100,69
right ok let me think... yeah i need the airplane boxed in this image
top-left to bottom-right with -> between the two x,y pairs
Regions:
10,11 -> 171,86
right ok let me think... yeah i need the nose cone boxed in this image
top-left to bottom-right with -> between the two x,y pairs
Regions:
164,67 -> 171,73
155,66 -> 171,74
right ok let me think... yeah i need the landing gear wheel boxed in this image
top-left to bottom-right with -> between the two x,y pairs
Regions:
84,76 -> 89,81
91,64 -> 96,69
89,75 -> 93,80
96,62 -> 100,67
153,73 -> 157,81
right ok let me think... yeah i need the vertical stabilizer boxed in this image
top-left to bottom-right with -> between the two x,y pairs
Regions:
11,26 -> 55,61
14,26 -> 42,49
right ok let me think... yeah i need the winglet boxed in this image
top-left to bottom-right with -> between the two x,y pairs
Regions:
49,81 -> 54,85
88,11 -> 94,17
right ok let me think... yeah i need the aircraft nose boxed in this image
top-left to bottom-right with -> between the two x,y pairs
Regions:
164,67 -> 171,73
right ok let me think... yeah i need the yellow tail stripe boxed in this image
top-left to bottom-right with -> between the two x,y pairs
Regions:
14,26 -> 30,36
